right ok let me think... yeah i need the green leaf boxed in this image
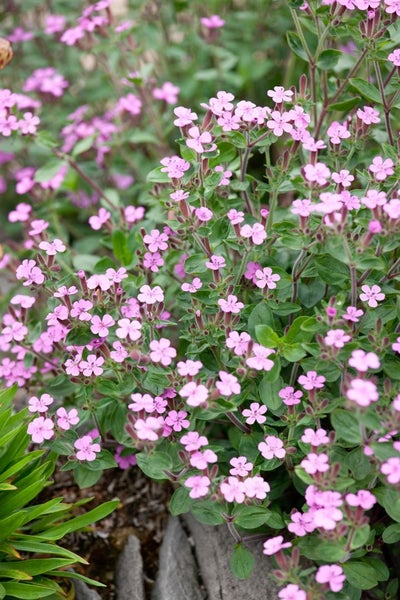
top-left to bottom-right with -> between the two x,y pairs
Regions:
315,255 -> 349,284
374,487 -> 400,523
1,582 -> 58,599
191,500 -> 225,525
235,505 -> 271,529
258,376 -> 283,412
298,538 -> 347,562
0,558 -> 72,577
72,254 -> 99,272
37,500 -> 119,540
331,410 -> 362,445
344,447 -> 371,480
183,254 -> 208,274
112,230 -> 132,266
272,302 -> 302,316
281,343 -> 307,362
34,159 -> 66,183
286,31 -> 309,62
169,487 -> 191,516
317,49 -> 342,70
136,452 -> 171,480
248,302 -> 274,337
255,324 -> 280,348
382,523 -> 400,544
72,135 -> 96,157
230,544 -> 255,580
363,557 -> 389,582
259,356 -> 281,383
349,78 -> 382,104
13,538 -> 87,564
298,279 -> 325,308
351,525 -> 370,550
343,561 -> 379,590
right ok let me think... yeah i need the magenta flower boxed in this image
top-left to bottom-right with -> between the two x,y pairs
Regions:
327,120 -> 351,145
160,155 -> 190,179
315,564 -> 345,592
74,435 -> 101,461
263,535 -> 292,556
149,338 -> 176,366
266,110 -> 293,137
184,475 -> 211,499
258,435 -> 286,460
164,410 -> 190,432
186,126 -> 215,154
359,284 -> 385,308
114,446 -> 137,470
27,416 -> 55,443
70,299 -> 93,321
201,14 -> 225,28
180,431 -> 208,452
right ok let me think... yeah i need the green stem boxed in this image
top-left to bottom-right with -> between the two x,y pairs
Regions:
374,61 -> 394,145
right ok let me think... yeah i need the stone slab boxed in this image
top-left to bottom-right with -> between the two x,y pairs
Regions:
116,534 -> 145,600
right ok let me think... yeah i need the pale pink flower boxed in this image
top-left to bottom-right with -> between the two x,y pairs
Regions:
243,476 -> 270,500
206,255 -> 226,270
278,584 -> 307,600
360,284 -> 385,308
215,371 -> 241,396
173,106 -> 198,127
177,359 -> 203,377
88,207 -> 111,230
263,535 -> 291,555
134,417 -> 164,441
110,341 -> 128,363
279,386 -> 303,406
90,314 -> 115,337
346,378 -> 379,407
164,410 -> 190,432
298,371 -> 325,390
301,428 -> 329,446
220,477 -> 246,503
74,435 -> 101,461
27,416 -> 55,443
152,81 -> 179,104
254,267 -> 280,290
181,277 -> 203,293
184,475 -> 211,499
226,331 -> 251,356
246,344 -> 275,371
240,223 -> 267,245
327,120 -> 351,145
381,457 -> 400,484
348,349 -> 380,371
258,435 -> 286,460
303,162 -> 331,186
149,338 -> 176,366
242,402 -> 267,425
324,329 -> 351,348
342,306 -> 364,322
16,259 -> 45,286
180,431 -> 208,452
28,393 -> 54,413
143,229 -> 169,253
179,382 -> 208,407
201,14 -> 225,28
128,393 -> 154,413
301,452 -> 330,474
116,318 -> 142,341
315,564 -> 345,593
186,126 -> 215,154
369,156 -> 395,181
218,295 -> 244,314
79,354 -> 104,377
38,239 -> 66,255
70,299 -> 93,321
56,407 -> 79,430
267,86 -> 293,104
345,490 -> 376,510
190,449 -> 218,469
229,456 -> 253,477
266,111 -> 293,136
291,199 -> 313,217
138,285 -> 164,304
388,48 -> 400,66
331,169 -> 355,187
357,106 -> 380,124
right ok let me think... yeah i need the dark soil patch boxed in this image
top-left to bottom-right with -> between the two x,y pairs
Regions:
40,464 -> 171,598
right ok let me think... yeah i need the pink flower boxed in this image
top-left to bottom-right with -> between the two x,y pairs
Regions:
324,329 -> 351,348
381,457 -> 400,484
357,106 -> 380,124
348,349 -> 380,371
243,476 -> 270,500
279,386 -> 303,406
345,490 -> 376,510
88,207 -> 111,230
28,393 -> 54,413
16,259 -> 45,286
90,314 -> 115,337
184,475 -> 211,499
56,407 -> 80,430
263,535 -> 291,556
301,452 -> 330,474
201,14 -> 225,28
129,393 -> 154,413
190,449 -> 217,469
186,126 -> 215,154
180,431 -> 208,452
143,252 -> 164,272
298,370 -> 325,390
359,284 -> 385,308
173,106 -> 198,127
216,371 -> 241,396
220,477 -> 246,503
134,417 -> 164,441
242,402 -> 267,425
116,318 -> 142,341
218,295 -> 244,314
301,428 -> 329,446
227,209 -> 245,225
79,354 -> 104,377
206,255 -> 226,270
179,382 -> 209,407
246,344 -> 275,371
165,410 -> 190,432
266,111 -> 293,136
70,299 -> 93,321
138,285 -> 164,304
369,156 -> 395,181
229,456 -> 253,477
254,267 -> 280,290
267,86 -> 293,104
226,331 -> 251,356
315,564 -> 345,593
114,446 -> 137,470
388,48 -> 400,66
287,511 -> 315,537
346,378 -> 379,407
149,338 -> 176,366
278,584 -> 307,600
74,435 -> 101,461
152,81 -> 180,104
177,359 -> 203,377
160,155 -> 190,179
392,337 -> 400,354
181,277 -> 203,293
303,162 -> 331,186
291,199 -> 313,217
327,120 -> 351,145
27,417 -> 55,443
342,306 -> 364,322
258,435 -> 286,460
143,229 -> 169,253
38,239 -> 66,255
240,223 -> 267,245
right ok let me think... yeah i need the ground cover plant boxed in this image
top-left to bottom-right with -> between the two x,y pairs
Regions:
0,0 -> 400,598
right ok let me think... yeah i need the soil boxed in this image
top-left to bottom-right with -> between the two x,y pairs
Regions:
40,464 -> 172,599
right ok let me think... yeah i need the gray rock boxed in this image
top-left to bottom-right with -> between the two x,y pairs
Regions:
152,517 -> 205,600
73,578 -> 102,600
116,534 -> 145,600
184,514 -> 280,600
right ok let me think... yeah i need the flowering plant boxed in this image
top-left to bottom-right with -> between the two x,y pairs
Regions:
1,0 -> 400,598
